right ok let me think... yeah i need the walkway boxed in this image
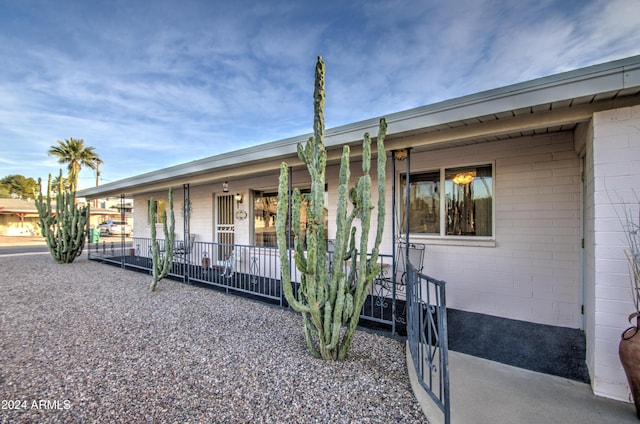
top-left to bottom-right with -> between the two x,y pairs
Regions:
410,349 -> 636,424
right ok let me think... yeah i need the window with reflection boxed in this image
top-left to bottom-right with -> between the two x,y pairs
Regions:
400,171 -> 440,234
254,189 -> 327,247
401,164 -> 493,237
254,192 -> 280,247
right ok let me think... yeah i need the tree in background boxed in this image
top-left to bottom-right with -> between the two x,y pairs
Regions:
48,138 -> 101,192
0,174 -> 39,199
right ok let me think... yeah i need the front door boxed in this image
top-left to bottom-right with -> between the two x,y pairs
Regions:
215,194 -> 235,261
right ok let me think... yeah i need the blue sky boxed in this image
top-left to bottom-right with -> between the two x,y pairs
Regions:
1,0 -> 639,191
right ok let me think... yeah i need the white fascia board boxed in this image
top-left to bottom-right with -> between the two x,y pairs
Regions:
311,56 -> 640,146
366,56 -> 640,136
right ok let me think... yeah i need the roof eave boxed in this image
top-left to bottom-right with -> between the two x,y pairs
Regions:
78,55 -> 640,199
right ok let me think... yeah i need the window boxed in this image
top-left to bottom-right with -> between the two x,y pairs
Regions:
401,171 -> 440,234
401,164 -> 493,237
253,189 -> 327,248
148,199 -> 167,224
254,192 -> 280,247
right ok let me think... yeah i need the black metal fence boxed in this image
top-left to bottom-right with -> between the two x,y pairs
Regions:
406,262 -> 450,424
88,237 -> 399,326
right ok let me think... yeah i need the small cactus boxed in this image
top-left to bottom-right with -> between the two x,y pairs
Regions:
35,171 -> 88,264
276,56 -> 387,360
149,187 -> 175,291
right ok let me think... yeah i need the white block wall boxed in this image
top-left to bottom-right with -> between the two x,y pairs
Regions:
587,104 -> 640,402
407,132 -> 582,328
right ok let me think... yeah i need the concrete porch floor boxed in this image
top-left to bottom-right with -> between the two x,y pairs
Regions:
409,349 -> 637,424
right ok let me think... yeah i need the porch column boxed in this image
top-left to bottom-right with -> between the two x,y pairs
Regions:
120,194 -> 126,269
588,105 -> 640,401
183,183 -> 190,284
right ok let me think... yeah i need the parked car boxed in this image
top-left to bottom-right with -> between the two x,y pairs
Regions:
98,220 -> 132,236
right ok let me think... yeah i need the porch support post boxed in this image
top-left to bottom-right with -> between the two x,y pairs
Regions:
87,202 -> 91,260
391,152 -> 397,334
404,150 -> 411,331
183,183 -> 190,284
120,194 -> 126,269
405,149 -> 411,258
283,166 -> 293,307
391,148 -> 412,333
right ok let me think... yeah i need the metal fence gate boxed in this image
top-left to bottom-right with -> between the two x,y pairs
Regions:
406,262 -> 450,424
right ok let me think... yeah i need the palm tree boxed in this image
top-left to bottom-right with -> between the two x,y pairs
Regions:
48,138 -> 101,192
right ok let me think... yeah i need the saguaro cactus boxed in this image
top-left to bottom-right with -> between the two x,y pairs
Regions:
149,187 -> 175,291
35,171 -> 88,264
276,56 -> 387,360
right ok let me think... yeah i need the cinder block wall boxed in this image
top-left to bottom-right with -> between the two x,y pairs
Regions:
409,131 -> 582,329
589,104 -> 640,401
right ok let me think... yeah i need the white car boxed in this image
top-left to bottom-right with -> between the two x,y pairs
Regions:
98,220 -> 132,236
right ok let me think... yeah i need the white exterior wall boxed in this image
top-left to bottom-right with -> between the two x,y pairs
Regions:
589,104 -> 640,402
408,132 -> 582,328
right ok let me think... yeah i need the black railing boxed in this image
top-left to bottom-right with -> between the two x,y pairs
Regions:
406,262 -> 450,424
88,237 -> 398,325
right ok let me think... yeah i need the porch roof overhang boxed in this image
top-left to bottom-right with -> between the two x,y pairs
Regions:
0,199 -> 38,214
78,55 -> 640,199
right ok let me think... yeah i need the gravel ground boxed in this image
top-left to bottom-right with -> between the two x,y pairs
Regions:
0,254 -> 427,423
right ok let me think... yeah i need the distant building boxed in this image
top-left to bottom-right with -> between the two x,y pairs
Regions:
0,198 -> 40,235
0,197 -> 133,236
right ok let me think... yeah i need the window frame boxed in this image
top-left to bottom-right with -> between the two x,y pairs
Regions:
398,162 -> 495,244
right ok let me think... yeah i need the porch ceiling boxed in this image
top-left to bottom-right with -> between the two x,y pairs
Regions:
386,88 -> 640,154
78,55 -> 640,199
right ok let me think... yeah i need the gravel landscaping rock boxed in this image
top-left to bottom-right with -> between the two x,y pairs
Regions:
0,255 -> 427,423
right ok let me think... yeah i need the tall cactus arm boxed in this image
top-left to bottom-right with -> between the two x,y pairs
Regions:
371,117 -> 388,266
149,197 -> 160,288
149,186 -> 175,291
330,145 -> 351,290
276,163 -> 310,314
